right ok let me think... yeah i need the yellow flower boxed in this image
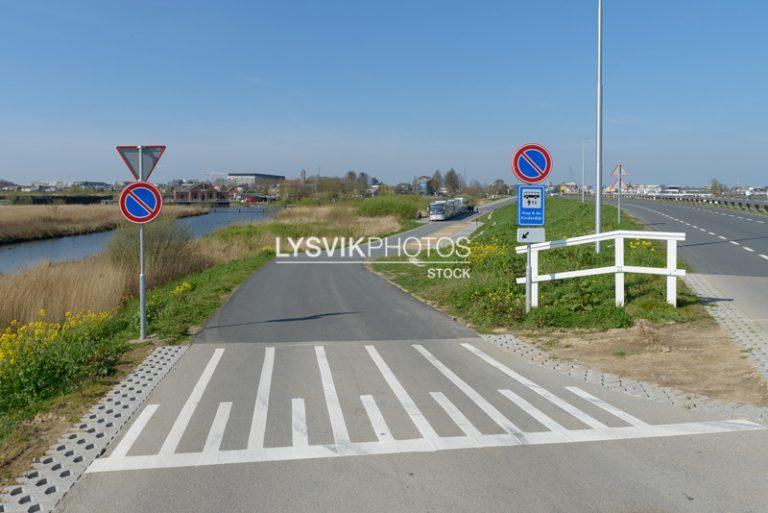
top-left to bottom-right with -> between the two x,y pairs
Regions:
38,309 -> 46,317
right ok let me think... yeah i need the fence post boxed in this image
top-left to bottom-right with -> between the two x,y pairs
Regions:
666,239 -> 677,307
531,248 -> 539,308
615,236 -> 624,306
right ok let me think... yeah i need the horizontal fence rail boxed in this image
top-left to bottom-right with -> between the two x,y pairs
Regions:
515,230 -> 686,308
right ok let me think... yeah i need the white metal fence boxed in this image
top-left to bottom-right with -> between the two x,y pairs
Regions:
515,230 -> 686,308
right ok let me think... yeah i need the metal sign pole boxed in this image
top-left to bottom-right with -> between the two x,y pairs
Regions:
138,146 -> 147,340
525,244 -> 532,313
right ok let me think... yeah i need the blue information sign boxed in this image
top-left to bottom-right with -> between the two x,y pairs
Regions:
517,185 -> 546,226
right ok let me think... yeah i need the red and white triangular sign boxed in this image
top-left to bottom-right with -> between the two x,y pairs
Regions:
116,145 -> 166,181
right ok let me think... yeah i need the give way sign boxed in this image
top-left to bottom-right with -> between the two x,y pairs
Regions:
116,145 -> 166,181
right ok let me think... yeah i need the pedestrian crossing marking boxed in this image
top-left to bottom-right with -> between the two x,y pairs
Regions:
87,344 -> 765,474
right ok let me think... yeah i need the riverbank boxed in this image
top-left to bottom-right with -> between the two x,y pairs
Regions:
0,204 -> 209,244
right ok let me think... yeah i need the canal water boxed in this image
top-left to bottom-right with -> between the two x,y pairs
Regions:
0,207 -> 275,275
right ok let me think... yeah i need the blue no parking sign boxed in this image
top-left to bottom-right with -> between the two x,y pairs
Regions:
119,182 -> 163,224
517,185 -> 546,226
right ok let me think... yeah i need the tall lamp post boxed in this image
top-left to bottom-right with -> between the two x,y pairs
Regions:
595,0 -> 604,253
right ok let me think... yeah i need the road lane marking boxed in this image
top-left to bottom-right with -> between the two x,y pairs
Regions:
498,389 -> 567,433
365,345 -> 439,439
86,345 -> 767,473
565,387 -> 647,427
744,246 -> 755,252
315,346 -> 351,446
110,404 -> 159,458
361,394 -> 394,442
431,392 -> 482,437
248,347 -> 275,449
730,241 -> 740,246
159,348 -> 225,455
760,254 -> 768,261
204,402 -> 232,453
414,344 -> 524,437
719,235 -> 727,240
291,398 -> 309,447
461,344 -> 606,429
708,231 -> 716,236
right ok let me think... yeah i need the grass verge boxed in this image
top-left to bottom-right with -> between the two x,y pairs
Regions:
371,197 -> 706,332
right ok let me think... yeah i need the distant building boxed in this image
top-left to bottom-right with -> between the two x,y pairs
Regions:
414,176 -> 432,195
172,183 -> 225,202
227,172 -> 286,186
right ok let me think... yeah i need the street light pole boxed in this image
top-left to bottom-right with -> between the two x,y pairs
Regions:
581,137 -> 589,203
595,0 -> 604,253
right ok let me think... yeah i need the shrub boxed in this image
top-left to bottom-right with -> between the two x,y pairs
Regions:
106,219 -> 209,289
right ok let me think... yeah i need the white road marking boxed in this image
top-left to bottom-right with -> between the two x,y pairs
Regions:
565,387 -> 647,427
431,392 -> 482,437
461,344 -> 606,429
159,348 -> 225,455
719,235 -> 727,240
110,404 -> 159,458
498,389 -> 567,433
203,402 -> 232,453
744,246 -> 755,252
315,346 -> 351,446
87,419 -> 764,473
361,394 -> 394,442
248,347 -> 275,449
86,345 -> 767,474
730,241 -> 740,246
414,344 -> 523,436
365,345 -> 439,439
760,254 -> 768,261
708,231 -> 716,236
291,398 -> 309,447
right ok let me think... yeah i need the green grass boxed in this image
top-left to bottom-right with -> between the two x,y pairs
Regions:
0,250 -> 273,447
372,197 -> 705,332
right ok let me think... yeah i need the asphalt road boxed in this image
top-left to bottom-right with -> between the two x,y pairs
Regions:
57,198 -> 768,513
611,197 -> 768,331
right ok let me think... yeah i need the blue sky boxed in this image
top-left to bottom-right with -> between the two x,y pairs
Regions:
1,0 -> 766,186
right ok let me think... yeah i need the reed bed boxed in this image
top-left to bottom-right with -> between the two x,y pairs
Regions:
0,204 -> 207,243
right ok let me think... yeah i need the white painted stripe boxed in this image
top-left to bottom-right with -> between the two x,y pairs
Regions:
361,394 -> 394,442
87,420 -> 764,473
160,348 -> 225,455
413,344 -> 523,435
315,346 -> 351,446
692,225 -> 698,228
291,398 -> 309,447
498,389 -> 567,433
111,404 -> 159,458
431,392 -> 482,437
365,345 -> 439,439
730,241 -> 740,246
744,246 -> 755,252
565,387 -> 647,427
248,347 -> 275,449
203,402 -> 232,453
719,235 -> 727,240
708,231 -> 716,236
461,344 -> 606,429
760,254 -> 768,261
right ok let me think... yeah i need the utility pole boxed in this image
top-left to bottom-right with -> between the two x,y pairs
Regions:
595,0 -> 604,253
581,137 -> 589,203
